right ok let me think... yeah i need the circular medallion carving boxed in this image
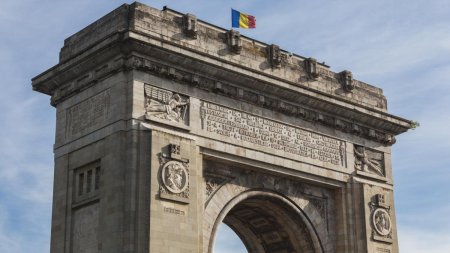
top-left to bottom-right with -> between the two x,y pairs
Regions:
161,161 -> 188,194
372,208 -> 392,236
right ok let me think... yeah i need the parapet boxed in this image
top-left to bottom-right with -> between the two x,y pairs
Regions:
32,2 -> 413,143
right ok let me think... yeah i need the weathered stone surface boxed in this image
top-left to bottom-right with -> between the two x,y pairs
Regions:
32,2 -> 412,253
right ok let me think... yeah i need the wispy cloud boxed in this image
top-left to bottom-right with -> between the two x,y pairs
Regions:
0,0 -> 448,252
399,225 -> 450,253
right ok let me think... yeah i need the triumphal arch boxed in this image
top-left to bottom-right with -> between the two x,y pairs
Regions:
32,2 -> 412,253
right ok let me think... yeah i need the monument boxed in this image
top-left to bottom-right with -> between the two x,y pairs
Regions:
32,2 -> 413,253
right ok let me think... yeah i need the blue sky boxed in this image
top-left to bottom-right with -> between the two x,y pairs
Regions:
0,0 -> 449,252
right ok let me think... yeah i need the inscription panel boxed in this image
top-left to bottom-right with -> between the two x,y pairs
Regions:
376,247 -> 391,253
163,207 -> 186,216
66,90 -> 110,137
201,102 -> 346,167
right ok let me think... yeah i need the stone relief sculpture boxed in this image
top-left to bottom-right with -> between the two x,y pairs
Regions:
145,85 -> 189,124
159,144 -> 190,203
161,161 -> 188,194
373,208 -> 392,236
354,145 -> 385,176
370,194 -> 393,243
204,176 -> 230,207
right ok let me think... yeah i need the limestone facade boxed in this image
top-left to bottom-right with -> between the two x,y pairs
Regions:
32,2 -> 412,253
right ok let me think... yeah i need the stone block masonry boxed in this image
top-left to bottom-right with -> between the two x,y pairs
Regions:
32,2 -> 413,253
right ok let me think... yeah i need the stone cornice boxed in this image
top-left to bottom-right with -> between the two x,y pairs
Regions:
34,2 -> 387,110
34,42 -> 406,145
31,2 -> 413,144
124,54 -> 400,145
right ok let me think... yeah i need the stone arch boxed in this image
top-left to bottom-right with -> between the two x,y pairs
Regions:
204,186 -> 330,253
203,167 -> 335,253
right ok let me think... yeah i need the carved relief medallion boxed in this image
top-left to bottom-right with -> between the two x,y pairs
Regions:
161,161 -> 188,194
370,194 -> 393,243
372,208 -> 392,236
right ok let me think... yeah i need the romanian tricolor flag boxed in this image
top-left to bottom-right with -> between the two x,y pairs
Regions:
232,9 -> 256,29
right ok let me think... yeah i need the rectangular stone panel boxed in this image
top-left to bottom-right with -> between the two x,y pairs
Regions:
200,101 -> 346,167
72,203 -> 99,253
66,90 -> 110,138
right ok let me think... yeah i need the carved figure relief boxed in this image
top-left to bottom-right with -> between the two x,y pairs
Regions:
370,194 -> 393,243
373,208 -> 392,236
159,143 -> 190,203
354,145 -> 385,177
161,161 -> 188,194
145,85 -> 189,124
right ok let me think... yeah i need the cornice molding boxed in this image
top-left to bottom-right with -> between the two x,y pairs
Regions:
47,50 -> 403,145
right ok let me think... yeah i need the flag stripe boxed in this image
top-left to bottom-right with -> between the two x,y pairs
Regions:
231,9 -> 240,28
240,13 -> 249,28
247,15 -> 256,28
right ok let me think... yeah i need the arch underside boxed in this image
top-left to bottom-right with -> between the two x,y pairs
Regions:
223,196 -> 316,253
203,160 -> 333,253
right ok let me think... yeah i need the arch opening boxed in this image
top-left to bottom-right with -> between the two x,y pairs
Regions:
213,223 -> 247,253
210,191 -> 322,253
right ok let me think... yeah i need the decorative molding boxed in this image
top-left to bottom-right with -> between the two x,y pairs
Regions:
309,197 -> 327,220
131,55 -> 395,145
203,166 -> 233,206
204,174 -> 231,206
51,58 -> 124,106
204,165 -> 331,225
169,143 -> 181,160
53,54 -> 397,145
